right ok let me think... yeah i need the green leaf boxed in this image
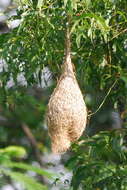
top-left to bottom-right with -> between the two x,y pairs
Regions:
85,0 -> 91,7
1,169 -> 47,190
71,0 -> 78,10
64,0 -> 69,7
5,162 -> 55,179
70,20 -> 80,34
75,12 -> 110,31
120,74 -> 127,85
76,34 -> 82,47
37,0 -> 44,9
0,146 -> 27,159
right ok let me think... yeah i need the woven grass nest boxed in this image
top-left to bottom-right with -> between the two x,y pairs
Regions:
46,26 -> 87,154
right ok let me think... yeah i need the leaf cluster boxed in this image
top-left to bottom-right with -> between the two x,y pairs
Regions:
67,130 -> 127,190
0,145 -> 54,190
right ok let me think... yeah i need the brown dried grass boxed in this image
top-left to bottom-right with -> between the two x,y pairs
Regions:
46,54 -> 87,154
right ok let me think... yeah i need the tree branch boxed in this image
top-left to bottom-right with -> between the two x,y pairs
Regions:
21,123 -> 45,183
21,123 -> 43,167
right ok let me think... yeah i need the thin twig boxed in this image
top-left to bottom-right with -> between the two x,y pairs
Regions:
21,123 -> 45,184
110,28 -> 127,41
88,79 -> 118,117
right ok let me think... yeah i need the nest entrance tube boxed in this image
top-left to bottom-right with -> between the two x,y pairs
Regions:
46,15 -> 87,154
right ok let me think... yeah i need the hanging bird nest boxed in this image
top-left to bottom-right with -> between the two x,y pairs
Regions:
46,16 -> 87,154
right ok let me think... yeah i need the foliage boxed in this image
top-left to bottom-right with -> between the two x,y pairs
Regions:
67,129 -> 127,190
0,0 -> 127,189
0,145 -> 54,190
0,0 -> 127,111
